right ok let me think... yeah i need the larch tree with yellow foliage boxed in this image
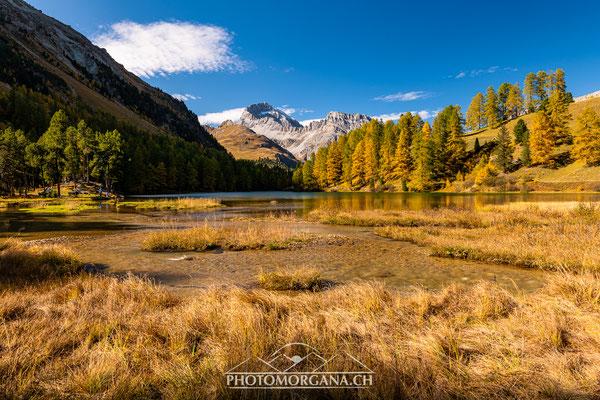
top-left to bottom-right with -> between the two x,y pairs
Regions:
363,137 -> 379,187
529,109 -> 556,166
484,86 -> 498,128
506,83 -> 524,119
574,107 -> 600,166
466,92 -> 485,131
379,121 -> 398,182
393,128 -> 412,188
313,147 -> 328,188
350,140 -> 366,187
326,140 -> 342,186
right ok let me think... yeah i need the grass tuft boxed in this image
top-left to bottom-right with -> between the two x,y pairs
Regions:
141,224 -> 310,252
0,239 -> 83,282
257,267 -> 327,291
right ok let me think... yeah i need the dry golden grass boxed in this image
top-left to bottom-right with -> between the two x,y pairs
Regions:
141,224 -> 310,251
3,272 -> 600,398
257,267 -> 327,291
310,203 -> 600,272
118,197 -> 221,210
0,239 -> 83,282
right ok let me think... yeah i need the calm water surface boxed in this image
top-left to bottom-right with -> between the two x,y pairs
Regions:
1,191 -> 595,293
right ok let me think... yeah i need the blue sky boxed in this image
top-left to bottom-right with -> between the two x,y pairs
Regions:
30,0 -> 600,125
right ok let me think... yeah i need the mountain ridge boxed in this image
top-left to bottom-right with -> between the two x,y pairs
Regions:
0,0 -> 219,147
238,103 -> 371,159
206,120 -> 298,168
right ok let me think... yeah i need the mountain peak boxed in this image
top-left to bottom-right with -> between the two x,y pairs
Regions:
241,103 -> 303,129
238,105 -> 371,159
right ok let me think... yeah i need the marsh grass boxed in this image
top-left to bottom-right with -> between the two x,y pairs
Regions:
141,224 -> 310,251
3,273 -> 600,398
18,200 -> 98,213
257,267 -> 327,291
310,203 -> 600,272
0,239 -> 83,282
118,197 -> 221,210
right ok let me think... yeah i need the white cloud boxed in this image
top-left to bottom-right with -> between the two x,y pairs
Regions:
278,105 -> 314,116
374,110 -> 439,122
283,67 -> 295,73
279,106 -> 296,115
197,107 -> 245,125
373,91 -> 431,102
455,65 -> 518,79
299,118 -> 321,126
93,21 -> 248,78
172,93 -> 200,101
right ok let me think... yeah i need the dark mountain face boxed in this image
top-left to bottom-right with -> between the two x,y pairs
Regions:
0,0 -> 220,147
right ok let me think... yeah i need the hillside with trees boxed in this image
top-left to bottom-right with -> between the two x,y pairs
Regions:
0,0 -> 292,195
293,69 -> 600,192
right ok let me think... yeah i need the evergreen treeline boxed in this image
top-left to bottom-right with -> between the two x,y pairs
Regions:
0,86 -> 291,195
293,68 -> 599,192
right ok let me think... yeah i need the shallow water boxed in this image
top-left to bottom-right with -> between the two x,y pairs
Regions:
1,191 -> 589,293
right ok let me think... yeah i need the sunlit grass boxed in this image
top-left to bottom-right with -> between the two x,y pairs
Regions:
117,197 -> 222,210
0,239 -> 83,282
306,202 -> 600,272
141,224 -> 310,251
2,272 -> 600,398
257,266 -> 327,291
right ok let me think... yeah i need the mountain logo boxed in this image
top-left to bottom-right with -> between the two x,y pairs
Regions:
225,342 -> 374,389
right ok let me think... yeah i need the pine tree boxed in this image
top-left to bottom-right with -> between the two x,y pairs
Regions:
474,137 -> 481,152
573,107 -> 600,166
484,86 -> 499,127
0,128 -> 29,195
409,122 -> 435,191
529,109 -> 555,166
38,110 -> 68,195
350,140 -> 366,187
91,129 -> 123,193
64,126 -> 81,185
302,159 -> 316,189
76,120 -> 95,183
524,72 -> 537,113
521,135 -> 532,166
326,140 -> 342,186
506,83 -> 524,119
466,92 -> 485,131
292,164 -> 303,189
494,123 -> 513,172
447,112 -> 466,176
513,119 -> 529,145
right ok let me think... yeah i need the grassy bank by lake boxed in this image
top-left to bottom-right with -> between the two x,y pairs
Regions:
309,202 -> 600,272
1,242 -> 600,398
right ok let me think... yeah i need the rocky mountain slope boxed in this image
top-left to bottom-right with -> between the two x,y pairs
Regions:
206,121 -> 298,168
0,0 -> 219,147
239,103 -> 370,159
